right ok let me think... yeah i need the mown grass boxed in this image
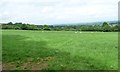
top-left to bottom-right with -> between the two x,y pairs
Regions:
2,30 -> 118,70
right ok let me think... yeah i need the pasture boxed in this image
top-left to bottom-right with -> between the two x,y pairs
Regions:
2,30 -> 118,70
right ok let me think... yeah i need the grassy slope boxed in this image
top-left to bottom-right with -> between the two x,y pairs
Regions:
2,30 -> 118,70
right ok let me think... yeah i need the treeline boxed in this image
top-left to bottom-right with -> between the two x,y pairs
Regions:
1,22 -> 119,32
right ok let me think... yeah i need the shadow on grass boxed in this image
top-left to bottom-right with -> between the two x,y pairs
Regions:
2,35 -> 70,70
2,35 -> 113,70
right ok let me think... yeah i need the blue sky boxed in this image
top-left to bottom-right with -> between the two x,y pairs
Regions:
0,0 -> 119,25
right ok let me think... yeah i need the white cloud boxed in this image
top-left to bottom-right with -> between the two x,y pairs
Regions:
0,0 -> 119,24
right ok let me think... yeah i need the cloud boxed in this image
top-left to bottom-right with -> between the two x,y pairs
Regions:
0,0 -> 119,24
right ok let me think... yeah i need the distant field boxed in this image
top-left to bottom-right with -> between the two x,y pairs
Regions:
2,30 -> 118,70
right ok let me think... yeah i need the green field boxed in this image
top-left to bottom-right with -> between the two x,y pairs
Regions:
2,30 -> 118,70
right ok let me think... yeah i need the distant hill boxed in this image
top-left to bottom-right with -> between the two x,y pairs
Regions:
54,21 -> 118,26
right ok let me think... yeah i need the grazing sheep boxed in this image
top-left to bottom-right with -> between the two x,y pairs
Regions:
75,32 -> 77,33
80,32 -> 82,33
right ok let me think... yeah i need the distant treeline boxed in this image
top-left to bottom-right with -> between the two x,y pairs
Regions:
1,22 -> 119,32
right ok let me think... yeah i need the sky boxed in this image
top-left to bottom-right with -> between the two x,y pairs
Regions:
0,0 -> 119,25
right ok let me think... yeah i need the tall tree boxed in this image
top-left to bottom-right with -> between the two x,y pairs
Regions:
8,22 -> 13,25
43,24 -> 50,30
102,22 -> 111,32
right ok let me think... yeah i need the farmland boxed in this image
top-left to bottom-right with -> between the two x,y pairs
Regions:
2,30 -> 118,70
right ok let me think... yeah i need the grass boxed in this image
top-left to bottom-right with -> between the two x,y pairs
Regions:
2,30 -> 118,70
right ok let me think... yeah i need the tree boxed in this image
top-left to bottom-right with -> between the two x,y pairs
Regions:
21,24 -> 28,30
43,24 -> 51,31
28,25 -> 38,30
102,22 -> 111,32
8,22 -> 13,25
102,22 -> 109,27
94,25 -> 102,31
